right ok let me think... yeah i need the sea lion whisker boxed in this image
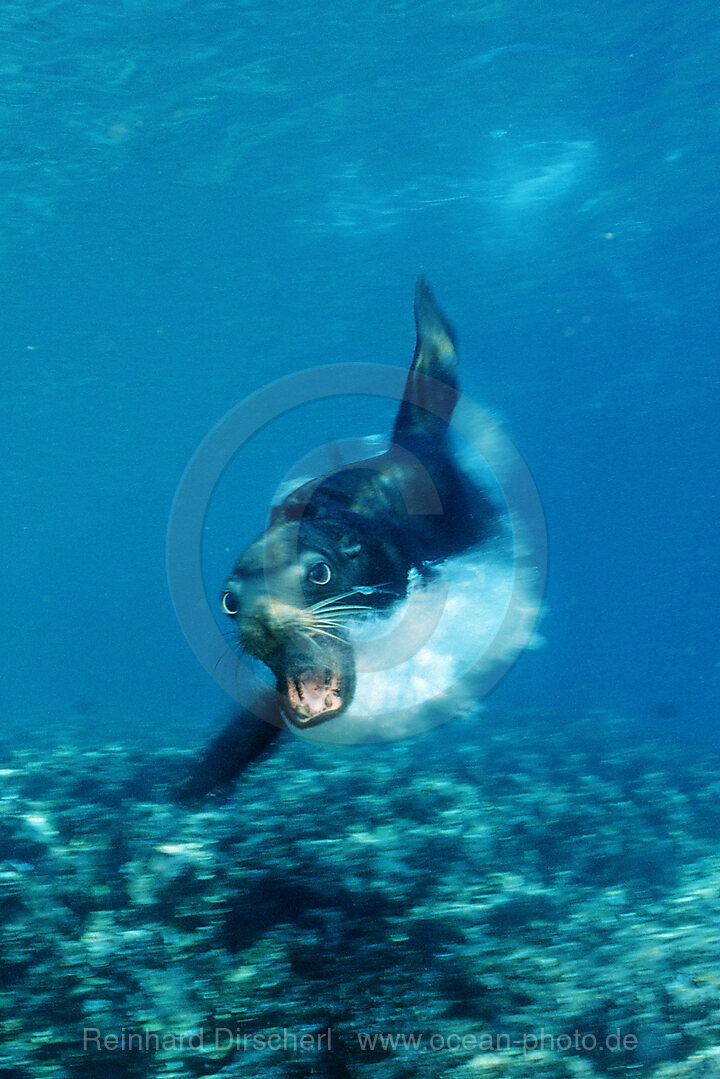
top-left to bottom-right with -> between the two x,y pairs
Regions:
309,611 -> 371,630
310,599 -> 375,615
307,616 -> 341,628
311,586 -> 397,615
310,584 -> 393,611
308,627 -> 346,645
295,628 -> 330,652
310,589 -> 365,612
312,604 -> 372,615
296,623 -> 346,645
295,613 -> 343,634
309,614 -> 366,629
212,643 -> 236,674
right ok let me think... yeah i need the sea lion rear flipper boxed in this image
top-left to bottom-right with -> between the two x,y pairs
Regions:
392,278 -> 459,443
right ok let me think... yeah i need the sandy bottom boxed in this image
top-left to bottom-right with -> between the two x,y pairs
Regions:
1,710 -> 719,1078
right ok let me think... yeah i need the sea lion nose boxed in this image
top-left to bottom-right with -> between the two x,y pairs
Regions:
221,579 -> 275,658
221,580 -> 266,621
221,582 -> 242,616
222,577 -> 279,628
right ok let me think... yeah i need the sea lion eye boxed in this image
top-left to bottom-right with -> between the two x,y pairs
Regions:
221,590 -> 239,615
307,561 -> 332,586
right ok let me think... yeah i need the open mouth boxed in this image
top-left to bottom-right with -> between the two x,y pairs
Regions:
274,638 -> 356,729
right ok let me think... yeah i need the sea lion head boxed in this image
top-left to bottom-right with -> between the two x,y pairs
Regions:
221,471 -> 410,729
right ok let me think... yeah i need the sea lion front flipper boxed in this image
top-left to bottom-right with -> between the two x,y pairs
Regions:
392,278 -> 459,443
175,705 -> 284,803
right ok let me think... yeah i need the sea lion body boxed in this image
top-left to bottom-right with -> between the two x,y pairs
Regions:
180,281 -> 504,797
221,281 -> 496,732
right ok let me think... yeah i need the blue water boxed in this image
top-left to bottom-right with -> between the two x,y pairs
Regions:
2,0 -> 718,748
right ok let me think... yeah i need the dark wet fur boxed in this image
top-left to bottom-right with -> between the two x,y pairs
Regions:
178,280 -> 495,798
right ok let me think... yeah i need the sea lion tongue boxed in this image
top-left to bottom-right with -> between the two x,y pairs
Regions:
279,639 -> 356,729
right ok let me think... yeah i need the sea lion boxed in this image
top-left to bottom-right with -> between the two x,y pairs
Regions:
220,280 -> 496,731
178,280 -> 532,799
